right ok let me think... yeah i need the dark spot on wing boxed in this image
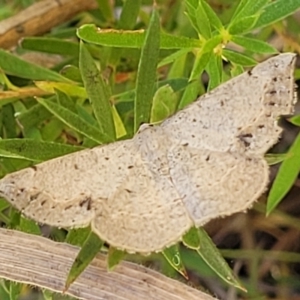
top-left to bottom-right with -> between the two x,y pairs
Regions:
74,164 -> 79,170
239,133 -> 253,138
125,189 -> 133,193
79,197 -> 92,210
30,166 -> 37,171
128,165 -> 134,169
30,193 -> 40,201
247,70 -> 252,76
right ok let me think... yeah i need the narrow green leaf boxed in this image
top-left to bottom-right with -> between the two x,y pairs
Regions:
206,54 -> 222,91
107,247 -> 126,270
197,228 -> 246,291
77,24 -> 201,49
20,37 -> 79,56
267,132 -> 300,215
134,8 -> 160,131
66,227 -> 91,246
190,50 -> 212,81
230,0 -> 268,22
2,104 -> 17,138
178,80 -> 201,109
158,48 -> 191,68
41,118 -> 64,142
9,282 -> 21,300
150,85 -> 177,123
231,0 -> 250,21
37,98 -> 112,144
60,65 -> 82,83
65,231 -> 103,290
162,244 -> 187,279
195,2 -> 211,38
19,217 -> 41,235
228,15 -> 259,35
254,0 -> 300,30
231,36 -> 278,54
182,227 -> 200,250
43,290 -> 54,300
96,0 -> 114,22
118,0 -> 141,29
17,103 -> 52,130
79,42 -> 116,140
223,49 -> 257,66
201,0 -> 223,31
55,89 -> 77,113
35,81 -> 87,99
265,153 -> 288,165
0,49 -> 70,82
111,105 -> 127,139
0,139 -> 83,161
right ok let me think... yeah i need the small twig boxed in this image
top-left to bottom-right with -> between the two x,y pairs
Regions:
0,0 -> 98,49
0,228 -> 216,300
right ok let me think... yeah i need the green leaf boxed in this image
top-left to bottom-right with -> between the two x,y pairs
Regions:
20,37 -> 79,56
18,217 -> 41,235
228,15 -> 259,35
162,244 -> 187,279
134,8 -> 160,131
17,103 -> 52,130
230,0 -> 249,21
206,54 -> 222,90
118,0 -> 141,29
65,231 -> 103,290
201,0 -> 223,31
254,0 -> 300,30
34,81 -> 87,99
37,98 -> 112,144
182,227 -> 200,250
60,65 -> 83,83
79,42 -> 116,140
107,247 -> 126,270
190,50 -> 212,81
0,49 -> 70,82
150,85 -> 177,123
55,89 -> 77,113
96,0 -> 114,22
197,228 -> 246,291
267,132 -> 300,215
2,104 -> 17,138
195,2 -> 211,38
111,105 -> 127,139
231,36 -> 278,54
158,48 -> 191,68
178,80 -> 201,109
77,24 -> 201,49
9,282 -> 21,300
265,153 -> 288,166
231,0 -> 269,22
0,139 -> 83,162
223,49 -> 257,66
66,227 -> 91,246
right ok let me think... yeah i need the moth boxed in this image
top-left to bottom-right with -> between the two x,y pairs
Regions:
0,53 -> 296,254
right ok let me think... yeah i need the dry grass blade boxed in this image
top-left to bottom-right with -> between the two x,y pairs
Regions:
0,228 -> 216,300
